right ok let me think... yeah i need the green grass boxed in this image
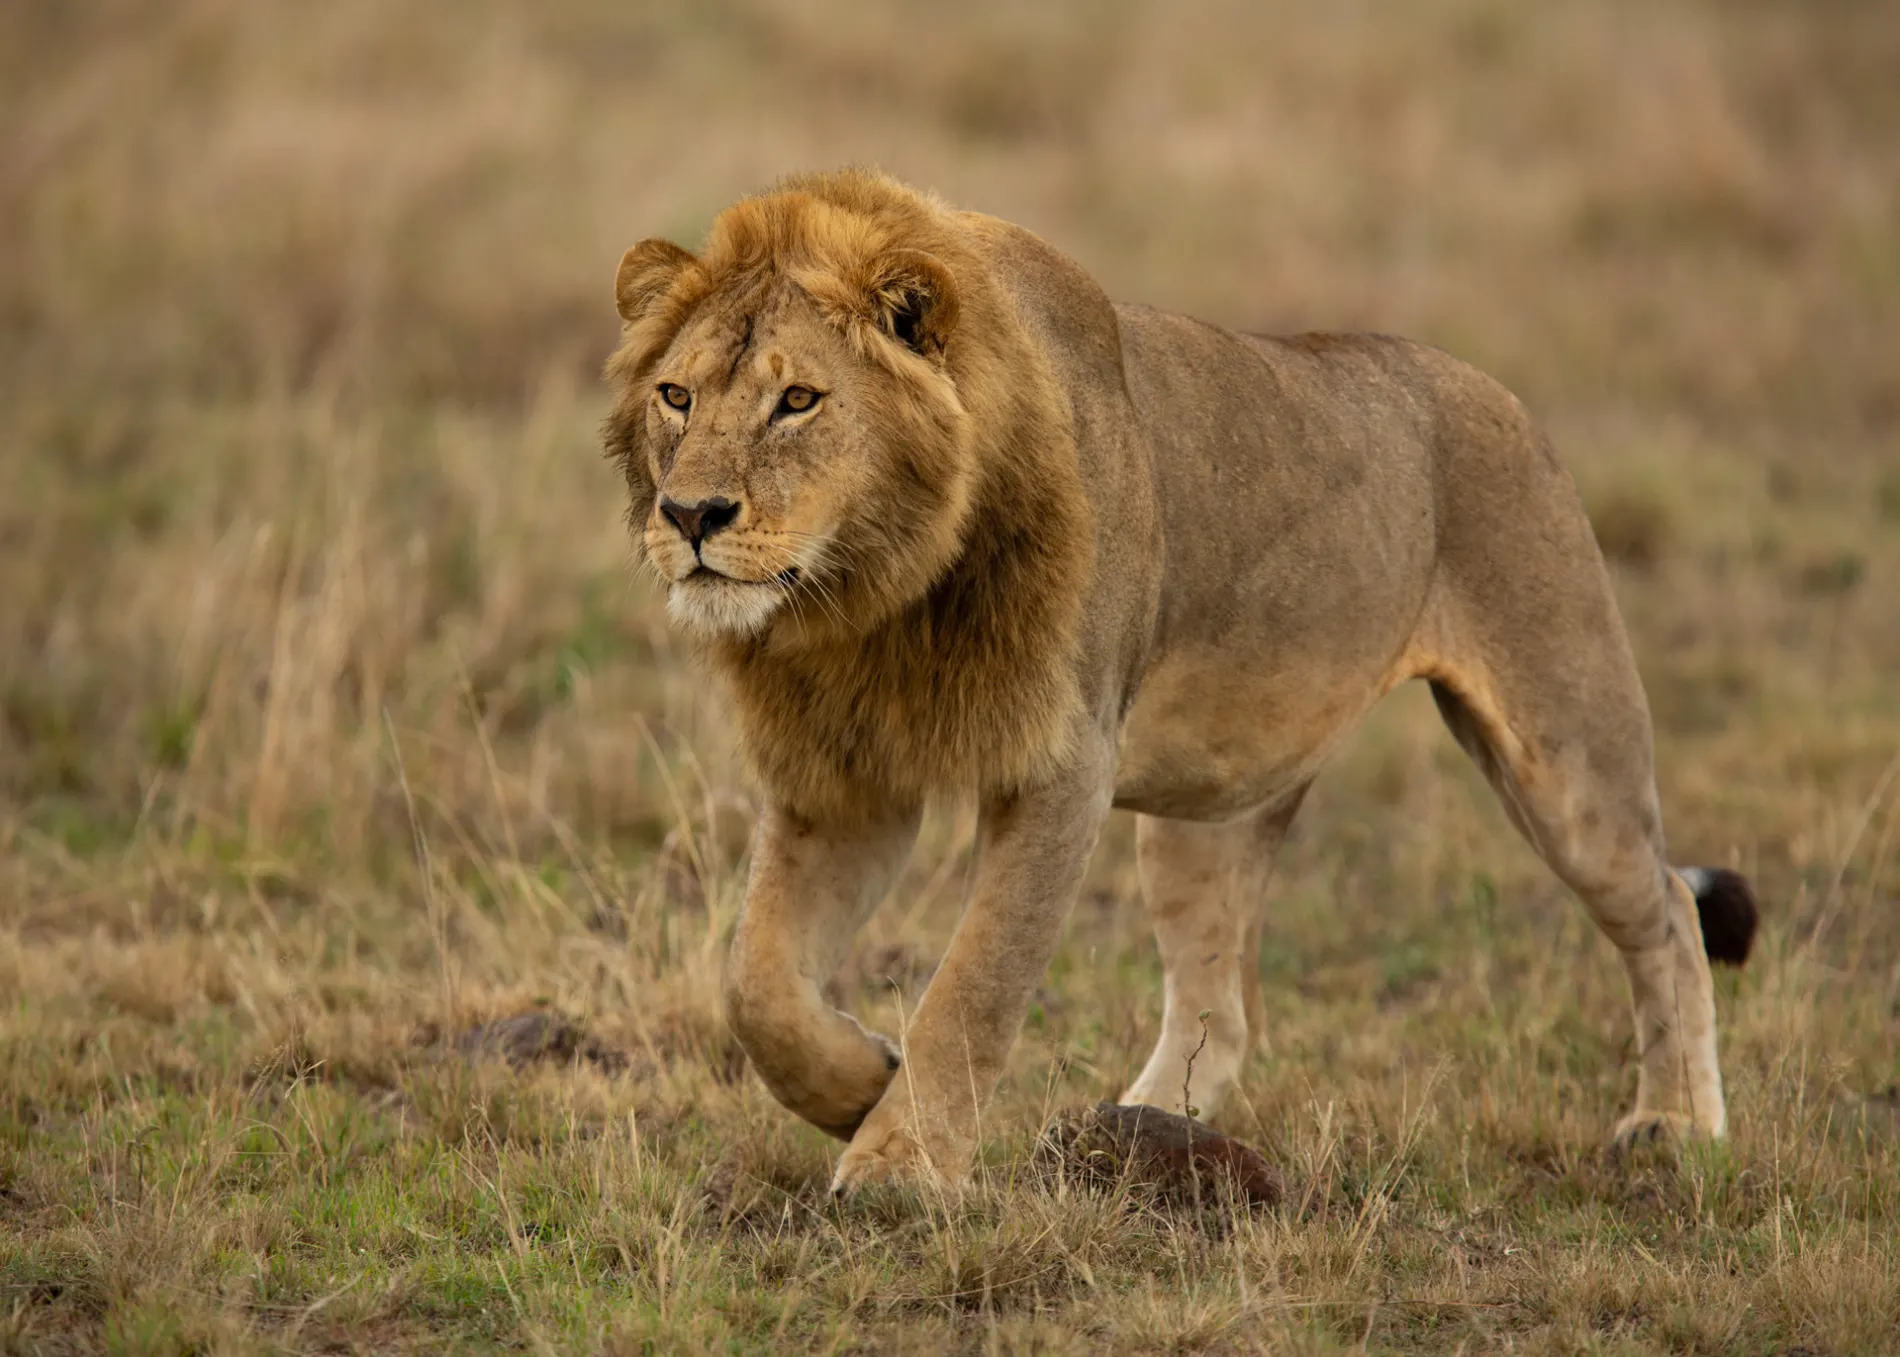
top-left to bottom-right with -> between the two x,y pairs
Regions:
5,708 -> 1899,1353
6,1001 -> 1893,1356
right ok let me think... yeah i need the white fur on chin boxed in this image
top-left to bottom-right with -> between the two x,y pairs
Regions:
666,575 -> 784,637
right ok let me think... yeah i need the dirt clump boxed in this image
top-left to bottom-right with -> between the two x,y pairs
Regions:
454,1012 -> 629,1074
1036,1102 -> 1286,1208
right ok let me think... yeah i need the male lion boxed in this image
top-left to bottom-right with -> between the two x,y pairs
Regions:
602,170 -> 1757,1191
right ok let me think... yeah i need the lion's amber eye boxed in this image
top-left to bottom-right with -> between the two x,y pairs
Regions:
658,383 -> 691,411
776,386 -> 819,416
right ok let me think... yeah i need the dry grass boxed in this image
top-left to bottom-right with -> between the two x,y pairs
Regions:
4,2 -> 1900,1352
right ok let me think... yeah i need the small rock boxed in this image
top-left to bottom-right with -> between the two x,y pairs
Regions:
455,1012 -> 628,1074
1036,1102 -> 1285,1208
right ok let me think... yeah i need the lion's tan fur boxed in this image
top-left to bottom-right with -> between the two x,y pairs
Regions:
603,170 -> 1744,1189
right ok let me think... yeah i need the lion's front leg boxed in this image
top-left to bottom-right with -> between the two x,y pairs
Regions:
832,743 -> 1113,1192
724,802 -> 920,1138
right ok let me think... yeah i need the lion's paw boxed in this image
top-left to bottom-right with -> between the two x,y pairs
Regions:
800,1034 -> 902,1141
829,1122 -> 951,1196
1609,1109 -> 1707,1157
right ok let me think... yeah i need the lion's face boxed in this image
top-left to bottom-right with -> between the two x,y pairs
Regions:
639,284 -> 921,638
606,220 -> 973,643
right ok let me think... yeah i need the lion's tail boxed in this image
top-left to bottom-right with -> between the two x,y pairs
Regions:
1679,867 -> 1759,966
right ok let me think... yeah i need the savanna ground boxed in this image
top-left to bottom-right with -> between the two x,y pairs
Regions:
4,2 -> 1900,1352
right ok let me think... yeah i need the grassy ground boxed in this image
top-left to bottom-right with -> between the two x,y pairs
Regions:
5,2 -> 1900,1352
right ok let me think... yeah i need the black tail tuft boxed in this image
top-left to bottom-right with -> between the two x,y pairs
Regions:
1684,867 -> 1758,966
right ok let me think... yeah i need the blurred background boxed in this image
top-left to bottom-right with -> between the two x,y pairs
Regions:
3,0 -> 1898,1014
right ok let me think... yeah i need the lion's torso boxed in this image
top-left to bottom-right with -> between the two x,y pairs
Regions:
625,180 -> 1597,826
1106,314 -> 1449,818
968,219 -> 1546,822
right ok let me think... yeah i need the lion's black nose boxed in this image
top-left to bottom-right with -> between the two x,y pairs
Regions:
660,496 -> 740,549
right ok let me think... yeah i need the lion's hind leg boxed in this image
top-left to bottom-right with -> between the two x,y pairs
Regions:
1413,379 -> 1759,1146
1425,651 -> 1740,1146
1120,797 -> 1301,1120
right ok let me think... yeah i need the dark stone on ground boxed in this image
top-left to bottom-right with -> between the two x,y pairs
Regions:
455,1012 -> 628,1074
1035,1102 -> 1286,1207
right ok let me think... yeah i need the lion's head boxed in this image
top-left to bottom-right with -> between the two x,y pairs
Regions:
602,173 -> 1094,817
603,174 -> 991,643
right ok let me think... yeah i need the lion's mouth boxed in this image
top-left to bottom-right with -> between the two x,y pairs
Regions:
686,565 -> 801,589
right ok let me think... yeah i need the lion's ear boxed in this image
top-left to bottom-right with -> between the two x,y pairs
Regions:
615,239 -> 695,323
865,249 -> 959,359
